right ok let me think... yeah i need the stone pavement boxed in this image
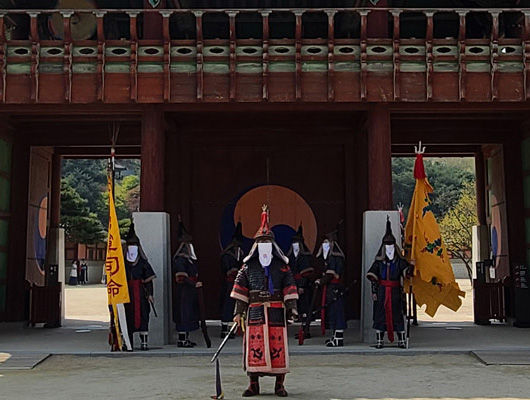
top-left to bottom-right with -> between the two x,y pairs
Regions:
2,282 -> 530,400
0,281 -> 528,357
2,353 -> 530,400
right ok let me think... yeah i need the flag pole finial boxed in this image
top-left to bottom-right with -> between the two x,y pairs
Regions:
414,141 -> 426,155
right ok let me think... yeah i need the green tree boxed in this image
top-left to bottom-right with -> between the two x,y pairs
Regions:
60,179 -> 105,244
392,157 -> 475,220
439,182 -> 478,281
99,174 -> 140,236
62,159 -> 107,215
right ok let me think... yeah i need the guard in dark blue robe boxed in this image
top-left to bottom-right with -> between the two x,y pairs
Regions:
219,222 -> 244,338
367,218 -> 412,349
287,225 -> 314,335
123,223 -> 156,351
316,225 -> 347,347
172,220 -> 201,347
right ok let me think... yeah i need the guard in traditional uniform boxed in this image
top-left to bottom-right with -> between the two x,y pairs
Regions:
172,219 -> 202,348
287,225 -> 314,336
220,222 -> 244,338
316,225 -> 347,347
123,223 -> 157,351
231,205 -> 298,397
366,218 -> 412,349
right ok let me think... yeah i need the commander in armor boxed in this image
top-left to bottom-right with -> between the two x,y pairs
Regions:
231,205 -> 298,397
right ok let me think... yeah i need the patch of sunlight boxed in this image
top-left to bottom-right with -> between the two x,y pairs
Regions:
0,353 -> 11,364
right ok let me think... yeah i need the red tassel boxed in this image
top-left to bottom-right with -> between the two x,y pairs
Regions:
413,153 -> 426,180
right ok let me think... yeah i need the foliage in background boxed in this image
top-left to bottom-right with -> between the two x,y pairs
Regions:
62,159 -> 107,216
393,157 -> 475,220
99,175 -> 140,236
439,182 -> 478,281
60,179 -> 105,244
62,159 -> 140,242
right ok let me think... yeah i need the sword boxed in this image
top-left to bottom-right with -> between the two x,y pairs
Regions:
198,286 -> 212,348
298,280 -> 321,345
406,277 -> 412,349
311,280 -> 357,318
148,297 -> 158,318
210,322 -> 238,363
144,286 -> 158,317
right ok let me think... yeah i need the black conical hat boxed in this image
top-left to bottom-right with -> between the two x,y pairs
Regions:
382,216 -> 396,245
324,220 -> 342,242
177,217 -> 193,243
291,224 -> 305,243
233,222 -> 243,244
126,222 -> 140,245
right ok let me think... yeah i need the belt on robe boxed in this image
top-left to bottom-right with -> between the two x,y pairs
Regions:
379,279 -> 401,343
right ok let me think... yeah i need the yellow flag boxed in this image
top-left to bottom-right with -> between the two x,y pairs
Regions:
105,174 -> 129,306
404,154 -> 465,317
105,174 -> 130,350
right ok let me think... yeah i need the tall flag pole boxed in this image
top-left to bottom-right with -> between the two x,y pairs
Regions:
404,142 -> 465,317
105,126 -> 132,351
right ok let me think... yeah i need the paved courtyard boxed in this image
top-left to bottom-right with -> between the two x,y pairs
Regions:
2,353 -> 530,400
2,278 -> 530,400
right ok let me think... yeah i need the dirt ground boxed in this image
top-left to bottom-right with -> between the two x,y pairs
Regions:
2,354 -> 529,400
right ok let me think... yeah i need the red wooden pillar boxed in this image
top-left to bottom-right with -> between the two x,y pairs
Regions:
140,106 -> 165,212
50,152 -> 62,229
6,137 -> 30,321
367,104 -> 393,210
367,0 -> 389,38
475,149 -> 487,226
143,0 -> 166,40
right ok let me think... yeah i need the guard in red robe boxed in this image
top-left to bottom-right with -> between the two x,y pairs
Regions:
231,205 -> 298,397
366,218 -> 412,349
123,223 -> 156,351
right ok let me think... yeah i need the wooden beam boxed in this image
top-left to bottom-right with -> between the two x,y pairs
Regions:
50,152 -> 62,229
143,0 -> 166,40
392,144 -> 480,156
367,104 -> 392,210
57,146 -> 141,158
5,137 -> 30,322
475,149 -> 487,226
140,106 -> 165,212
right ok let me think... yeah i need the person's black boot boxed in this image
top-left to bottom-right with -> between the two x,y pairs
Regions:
243,376 -> 260,397
140,333 -> 149,351
177,332 -> 193,348
220,323 -> 228,339
275,374 -> 288,397
325,330 -> 344,347
375,331 -> 384,349
185,332 -> 197,347
398,331 -> 407,349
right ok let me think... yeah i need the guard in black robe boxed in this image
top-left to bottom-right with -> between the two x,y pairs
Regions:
172,219 -> 202,348
287,225 -> 314,334
123,223 -> 156,351
231,205 -> 298,398
366,218 -> 412,349
316,224 -> 347,347
220,222 -> 244,338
